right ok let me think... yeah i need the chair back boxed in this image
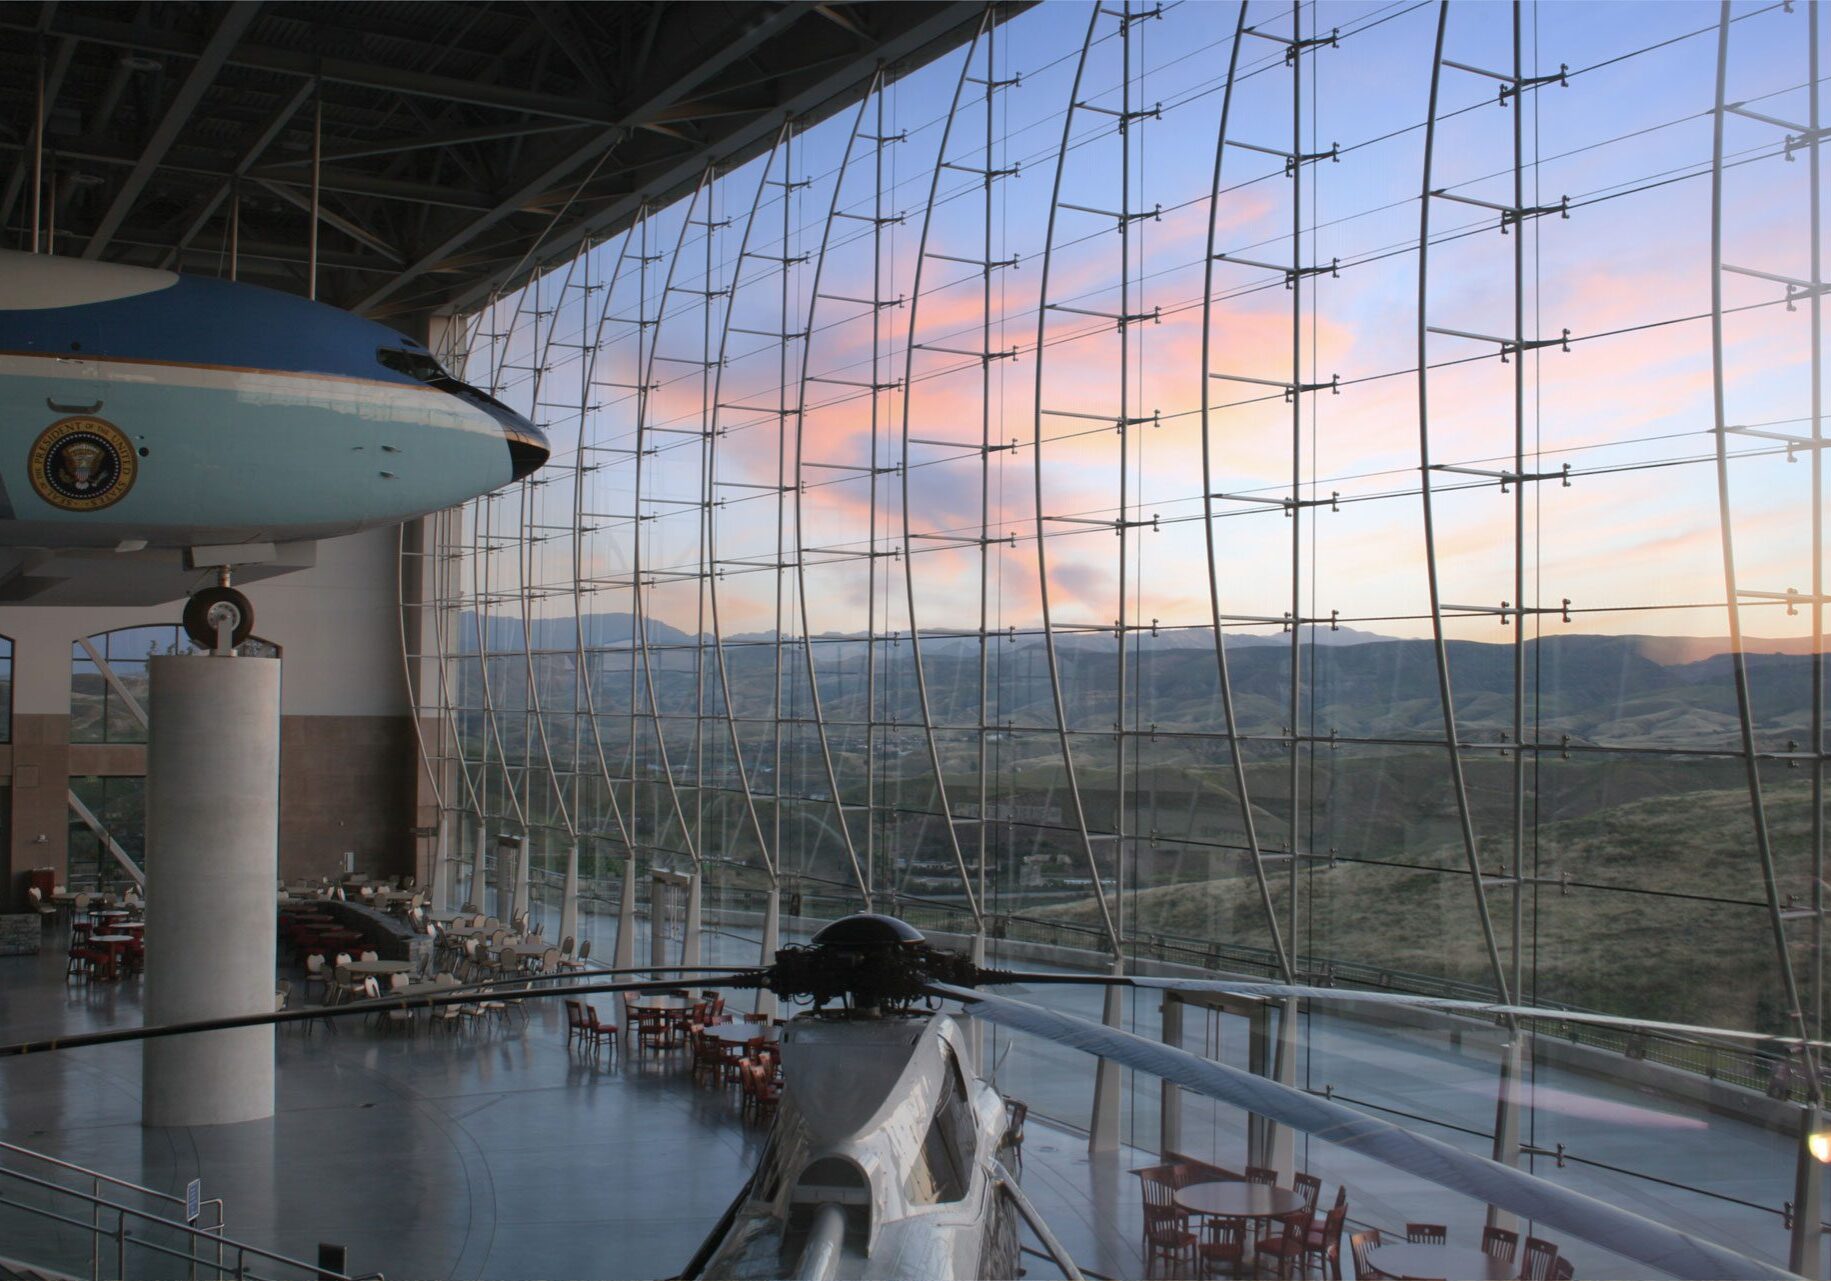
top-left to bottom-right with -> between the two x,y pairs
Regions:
1550,1256 -> 1574,1280
1482,1225 -> 1519,1263
27,887 -> 41,903
1406,1223 -> 1447,1244
578,940 -> 591,961
561,935 -> 575,956
1320,1195 -> 1348,1251
1520,1237 -> 1559,1280
389,972 -> 409,991
1349,1229 -> 1384,1280
540,946 -> 560,973
306,954 -> 324,975
1245,1165 -> 1278,1186
336,952 -> 353,966
1293,1171 -> 1321,1214
360,950 -> 379,962
1133,1166 -> 1183,1218
362,977 -> 382,1000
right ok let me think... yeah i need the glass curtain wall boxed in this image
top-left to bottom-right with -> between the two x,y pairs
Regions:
411,0 -> 1824,1258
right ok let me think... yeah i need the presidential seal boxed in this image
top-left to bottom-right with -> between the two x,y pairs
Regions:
28,416 -> 137,512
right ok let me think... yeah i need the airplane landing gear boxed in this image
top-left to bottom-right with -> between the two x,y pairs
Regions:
183,573 -> 255,653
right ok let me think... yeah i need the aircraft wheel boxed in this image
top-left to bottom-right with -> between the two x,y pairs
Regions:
183,586 -> 255,651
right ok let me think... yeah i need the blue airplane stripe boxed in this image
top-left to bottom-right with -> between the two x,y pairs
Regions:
0,272 -> 429,385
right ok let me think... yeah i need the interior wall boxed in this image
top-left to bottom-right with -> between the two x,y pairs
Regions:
0,526 -> 415,907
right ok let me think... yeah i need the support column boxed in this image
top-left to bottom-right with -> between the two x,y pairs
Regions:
649,874 -> 668,972
613,858 -> 637,969
1160,993 -> 1184,1159
510,835 -> 529,925
142,656 -> 279,1128
559,840 -> 580,948
1487,1039 -> 1524,1235
1792,1105 -> 1826,1279
429,814 -> 451,914
470,819 -> 486,912
1268,997 -> 1298,1182
1089,955 -> 1124,1152
755,887 -> 779,1019
681,872 -> 701,968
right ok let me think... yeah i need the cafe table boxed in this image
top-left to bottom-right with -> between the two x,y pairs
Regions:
1366,1241 -> 1514,1280
1172,1182 -> 1306,1223
705,1021 -> 780,1045
89,934 -> 137,981
343,959 -> 413,978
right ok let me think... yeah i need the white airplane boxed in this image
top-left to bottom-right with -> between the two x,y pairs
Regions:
0,250 -> 545,615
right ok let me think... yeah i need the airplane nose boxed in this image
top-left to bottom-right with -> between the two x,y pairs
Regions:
503,417 -> 550,481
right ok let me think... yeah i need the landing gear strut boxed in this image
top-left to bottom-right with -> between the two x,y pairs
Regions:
183,568 -> 254,653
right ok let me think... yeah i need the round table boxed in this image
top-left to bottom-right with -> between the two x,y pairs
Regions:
1172,1182 -> 1305,1221
89,934 -> 137,981
343,959 -> 413,978
1367,1242 -> 1513,1280
706,1022 -> 780,1045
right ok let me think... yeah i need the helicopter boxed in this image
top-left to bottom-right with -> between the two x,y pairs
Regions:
0,912 -> 1804,1281
0,249 -> 547,631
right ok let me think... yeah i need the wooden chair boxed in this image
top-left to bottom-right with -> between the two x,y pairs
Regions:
583,1003 -> 619,1056
1305,1187 -> 1348,1280
1132,1165 -> 1197,1276
1550,1256 -> 1573,1280
1293,1171 -> 1322,1217
1348,1229 -> 1388,1281
1166,1152 -> 1242,1185
563,999 -> 585,1048
1482,1225 -> 1519,1266
1253,1210 -> 1310,1280
1195,1218 -> 1245,1279
1520,1237 -> 1559,1280
1406,1223 -> 1447,1244
1245,1166 -> 1278,1186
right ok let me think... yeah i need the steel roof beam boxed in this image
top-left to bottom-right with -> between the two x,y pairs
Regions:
159,76 -> 316,269
81,2 -> 263,260
356,2 -> 814,313
0,35 -> 75,240
436,0 -> 984,316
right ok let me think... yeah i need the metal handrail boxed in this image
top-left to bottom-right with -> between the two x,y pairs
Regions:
0,1164 -> 362,1281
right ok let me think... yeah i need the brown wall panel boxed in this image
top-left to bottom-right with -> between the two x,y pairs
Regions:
279,716 -> 417,885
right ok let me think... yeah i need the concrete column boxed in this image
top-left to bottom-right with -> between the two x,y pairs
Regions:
755,887 -> 779,1019
681,872 -> 701,967
1268,997 -> 1298,1182
429,813 -> 451,913
1160,993 -> 1184,1158
613,858 -> 637,969
470,820 -> 486,912
1487,1039 -> 1524,1235
559,840 -> 580,948
1088,955 -> 1124,1152
142,656 -> 279,1128
649,874 -> 668,972
1791,1105 -> 1826,1278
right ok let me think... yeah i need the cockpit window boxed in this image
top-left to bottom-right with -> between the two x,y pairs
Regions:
906,1048 -> 975,1205
376,347 -> 449,383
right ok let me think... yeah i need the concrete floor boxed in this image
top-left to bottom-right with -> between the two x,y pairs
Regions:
0,943 -> 1149,1281
1,922 -> 1812,1280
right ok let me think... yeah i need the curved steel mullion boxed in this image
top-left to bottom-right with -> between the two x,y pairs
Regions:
632,173 -> 715,873
1416,0 -> 1516,1013
899,18 -> 990,928
1031,2 -> 1121,954
469,293 -> 530,839
791,71 -> 888,911
1709,0 -> 1819,1088
1197,0 -> 1292,984
516,244 -> 588,843
569,214 -> 646,873
704,127 -> 792,887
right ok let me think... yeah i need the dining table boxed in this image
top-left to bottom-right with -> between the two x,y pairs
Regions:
705,1021 -> 781,1045
1172,1181 -> 1306,1223
1366,1241 -> 1514,1280
343,959 -> 414,978
89,934 -> 137,981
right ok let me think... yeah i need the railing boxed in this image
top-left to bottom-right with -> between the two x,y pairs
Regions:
0,1145 -> 369,1281
453,857 -> 1808,1104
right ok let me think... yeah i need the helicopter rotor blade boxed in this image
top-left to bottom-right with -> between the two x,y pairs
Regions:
979,971 -> 1825,1051
930,982 -> 1797,1281
0,973 -> 765,1059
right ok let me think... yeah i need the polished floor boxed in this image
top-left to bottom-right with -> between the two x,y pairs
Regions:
0,941 -> 1149,1281
2,921 -> 1815,1280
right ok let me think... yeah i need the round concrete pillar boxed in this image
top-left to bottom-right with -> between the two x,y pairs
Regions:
142,656 -> 280,1128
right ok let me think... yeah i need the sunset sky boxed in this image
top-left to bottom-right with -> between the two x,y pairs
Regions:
457,0 -> 1823,648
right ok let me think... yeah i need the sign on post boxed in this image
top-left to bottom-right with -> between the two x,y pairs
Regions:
185,1178 -> 200,1224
